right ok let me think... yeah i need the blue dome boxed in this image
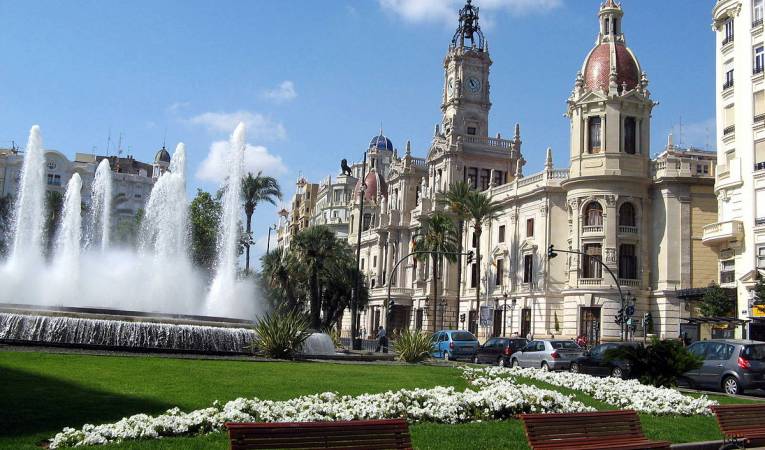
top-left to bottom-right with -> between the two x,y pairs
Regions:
369,134 -> 394,151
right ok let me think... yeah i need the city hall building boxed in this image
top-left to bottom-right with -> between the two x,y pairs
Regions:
278,1 -> 719,343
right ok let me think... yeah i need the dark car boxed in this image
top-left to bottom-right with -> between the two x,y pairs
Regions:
682,339 -> 765,395
472,337 -> 528,366
570,342 -> 641,379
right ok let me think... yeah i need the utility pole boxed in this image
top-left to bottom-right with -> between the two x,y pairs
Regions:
351,152 -> 367,350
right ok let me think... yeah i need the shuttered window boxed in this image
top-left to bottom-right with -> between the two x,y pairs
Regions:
756,141 -> 765,164
755,91 -> 765,117
724,105 -> 735,127
757,189 -> 765,220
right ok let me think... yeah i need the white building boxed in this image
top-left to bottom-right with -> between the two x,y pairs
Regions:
709,0 -> 765,341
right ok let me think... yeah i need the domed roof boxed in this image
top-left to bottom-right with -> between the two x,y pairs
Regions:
369,134 -> 394,152
582,42 -> 640,93
154,146 -> 171,164
354,170 -> 388,204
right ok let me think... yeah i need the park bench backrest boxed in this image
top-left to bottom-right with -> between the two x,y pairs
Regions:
225,419 -> 412,450
712,404 -> 765,436
520,410 -> 648,448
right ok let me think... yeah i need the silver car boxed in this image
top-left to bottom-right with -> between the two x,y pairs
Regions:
682,339 -> 765,395
510,339 -> 584,371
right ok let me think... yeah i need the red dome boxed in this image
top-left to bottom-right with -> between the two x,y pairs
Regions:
354,170 -> 387,204
583,42 -> 639,93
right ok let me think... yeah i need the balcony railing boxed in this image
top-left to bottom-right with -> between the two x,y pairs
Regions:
720,271 -> 736,284
723,125 -> 735,135
618,225 -> 638,234
756,114 -> 765,123
723,80 -> 735,90
702,220 -> 745,246
722,35 -> 734,46
756,217 -> 765,226
755,162 -> 765,171
755,66 -> 765,75
579,278 -> 602,286
618,279 -> 640,288
754,18 -> 764,28
582,225 -> 604,234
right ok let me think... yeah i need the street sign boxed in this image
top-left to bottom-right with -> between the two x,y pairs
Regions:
479,305 -> 493,326
625,305 -> 635,317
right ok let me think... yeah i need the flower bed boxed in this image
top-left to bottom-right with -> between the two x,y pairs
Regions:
49,377 -> 592,448
463,366 -> 717,416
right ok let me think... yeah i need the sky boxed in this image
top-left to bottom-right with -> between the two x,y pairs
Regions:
0,0 -> 717,266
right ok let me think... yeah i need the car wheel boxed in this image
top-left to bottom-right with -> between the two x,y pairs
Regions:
497,357 -> 506,367
541,362 -> 550,371
723,376 -> 742,395
570,363 -> 579,373
511,359 -> 520,368
611,367 -> 624,379
472,356 -> 479,364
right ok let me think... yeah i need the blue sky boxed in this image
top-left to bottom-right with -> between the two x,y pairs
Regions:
0,0 -> 716,262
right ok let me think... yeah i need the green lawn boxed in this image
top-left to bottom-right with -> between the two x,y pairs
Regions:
0,351 -> 755,449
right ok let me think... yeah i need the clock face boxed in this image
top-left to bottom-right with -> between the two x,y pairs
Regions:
467,77 -> 482,94
447,78 -> 455,96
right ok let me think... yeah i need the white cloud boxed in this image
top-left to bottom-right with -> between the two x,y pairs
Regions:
379,0 -> 561,25
166,101 -> 191,114
196,140 -> 288,183
263,81 -> 297,103
186,111 -> 287,141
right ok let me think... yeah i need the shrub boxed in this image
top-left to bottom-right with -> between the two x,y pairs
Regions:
321,326 -> 343,349
605,338 -> 703,387
253,310 -> 311,359
394,329 -> 433,363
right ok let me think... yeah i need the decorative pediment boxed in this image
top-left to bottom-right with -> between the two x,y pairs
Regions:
520,240 -> 537,253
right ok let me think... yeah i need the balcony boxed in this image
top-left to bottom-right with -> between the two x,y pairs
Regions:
702,220 -> 745,246
579,278 -> 602,286
723,80 -> 734,91
755,162 -> 765,172
618,279 -> 640,288
582,225 -> 604,234
755,66 -> 765,76
618,225 -> 638,234
723,125 -> 735,135
755,18 -> 764,28
722,35 -> 734,46
756,217 -> 765,226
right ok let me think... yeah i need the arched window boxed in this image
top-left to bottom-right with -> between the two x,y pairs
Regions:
588,117 -> 602,154
584,202 -> 603,226
618,244 -> 637,280
619,203 -> 636,227
624,117 -> 637,154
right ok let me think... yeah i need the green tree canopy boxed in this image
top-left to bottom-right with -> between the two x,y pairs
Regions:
189,189 -> 222,273
700,282 -> 735,317
241,172 -> 282,273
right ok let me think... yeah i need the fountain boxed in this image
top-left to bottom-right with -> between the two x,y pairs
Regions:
0,124 -> 262,354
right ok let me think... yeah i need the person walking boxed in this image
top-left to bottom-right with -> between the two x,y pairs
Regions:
375,326 -> 388,353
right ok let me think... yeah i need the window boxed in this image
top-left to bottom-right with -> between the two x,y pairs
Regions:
498,225 -> 506,243
757,247 -> 765,269
466,167 -> 478,189
756,92 -> 765,122
371,279 -> 376,289
46,174 -> 54,185
757,189 -> 765,223
624,117 -> 637,154
588,117 -> 602,153
724,19 -> 734,45
523,254 -> 533,284
724,69 -> 734,90
526,218 -> 535,237
724,104 -> 736,134
361,259 -> 365,270
373,255 -> 377,268
467,126 -> 477,135
362,213 -> 371,231
720,259 -> 735,283
496,259 -> 503,286
333,190 -> 342,202
756,46 -> 765,74
480,169 -> 491,191
619,203 -> 636,227
472,232 -> 478,248
470,263 -> 477,288
618,244 -> 637,280
584,202 -> 603,226
755,0 -> 764,26
582,244 -> 602,279
492,170 -> 504,187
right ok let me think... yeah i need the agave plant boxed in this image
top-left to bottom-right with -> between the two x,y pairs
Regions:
394,329 -> 433,363
253,310 -> 311,359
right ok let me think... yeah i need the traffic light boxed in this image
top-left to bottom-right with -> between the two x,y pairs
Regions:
547,245 -> 557,258
466,250 -> 474,264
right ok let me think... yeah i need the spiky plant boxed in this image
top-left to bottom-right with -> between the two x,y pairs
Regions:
393,329 -> 433,363
253,310 -> 311,359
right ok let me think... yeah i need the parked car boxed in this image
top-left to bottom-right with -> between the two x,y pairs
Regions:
430,330 -> 479,361
682,339 -> 765,395
570,342 -> 641,379
472,337 -> 528,366
510,339 -> 584,371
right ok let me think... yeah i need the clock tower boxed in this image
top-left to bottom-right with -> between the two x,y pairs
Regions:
441,0 -> 491,138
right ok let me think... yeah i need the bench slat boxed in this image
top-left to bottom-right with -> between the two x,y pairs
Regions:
712,404 -> 765,441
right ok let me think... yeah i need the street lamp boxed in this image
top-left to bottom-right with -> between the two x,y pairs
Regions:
437,298 -> 448,330
351,152 -> 368,350
265,223 -> 277,254
499,293 -> 516,337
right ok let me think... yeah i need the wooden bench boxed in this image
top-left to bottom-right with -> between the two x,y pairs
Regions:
520,410 -> 671,450
712,404 -> 765,447
225,419 -> 412,450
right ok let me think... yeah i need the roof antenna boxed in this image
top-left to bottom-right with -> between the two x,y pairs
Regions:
678,115 -> 684,148
162,127 -> 167,149
105,128 -> 112,157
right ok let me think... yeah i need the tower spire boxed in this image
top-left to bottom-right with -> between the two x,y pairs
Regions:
451,0 -> 485,50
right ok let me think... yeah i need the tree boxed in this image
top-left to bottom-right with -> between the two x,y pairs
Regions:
463,190 -> 503,333
260,248 -> 303,312
292,225 -> 341,329
438,180 -> 472,315
700,282 -> 735,317
754,273 -> 765,306
319,243 -> 369,330
189,189 -> 222,273
605,338 -> 703,387
0,194 -> 13,257
241,172 -> 282,274
113,209 -> 144,248
43,190 -> 64,257
413,211 -> 459,332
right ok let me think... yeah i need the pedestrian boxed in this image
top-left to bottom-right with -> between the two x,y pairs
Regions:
375,326 -> 388,353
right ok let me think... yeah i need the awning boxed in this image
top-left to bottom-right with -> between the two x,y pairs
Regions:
675,287 -> 737,300
681,317 -> 749,325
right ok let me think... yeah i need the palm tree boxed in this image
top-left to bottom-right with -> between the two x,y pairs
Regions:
413,211 -> 459,332
292,225 -> 340,329
260,248 -> 302,312
463,190 -> 503,335
438,180 -> 472,313
241,172 -> 282,273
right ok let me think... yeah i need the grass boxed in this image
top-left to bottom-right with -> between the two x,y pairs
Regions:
0,350 -> 757,450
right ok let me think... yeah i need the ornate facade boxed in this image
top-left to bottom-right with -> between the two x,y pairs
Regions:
280,1 -> 719,343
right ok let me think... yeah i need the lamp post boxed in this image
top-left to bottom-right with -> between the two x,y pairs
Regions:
351,152 -> 367,350
437,298 -> 448,330
265,224 -> 277,254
